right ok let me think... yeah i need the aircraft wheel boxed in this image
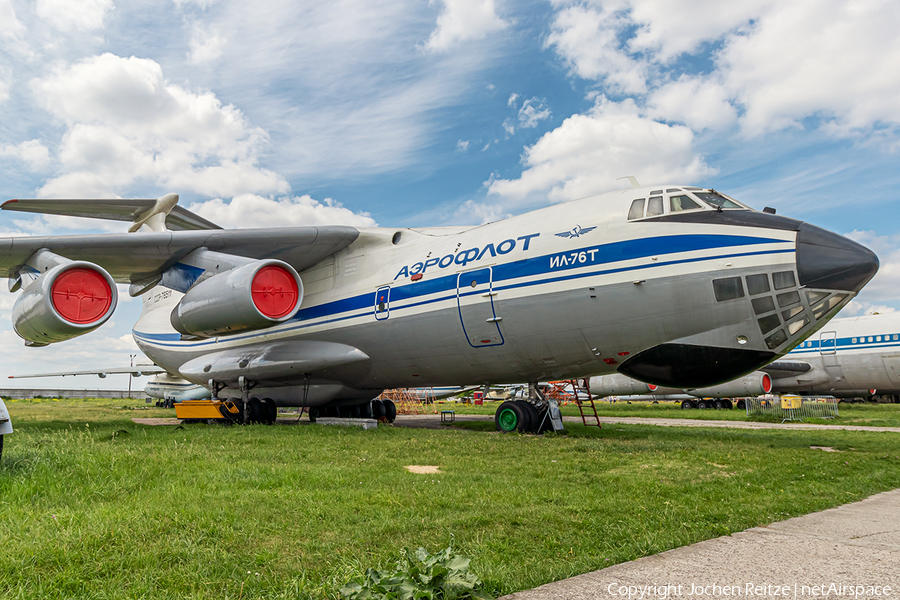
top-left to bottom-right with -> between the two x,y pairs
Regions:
681,400 -> 694,409
736,399 -> 746,410
359,402 -> 373,419
697,400 -> 709,409
248,397 -> 263,423
714,400 -> 723,409
383,399 -> 397,423
308,407 -> 320,423
495,401 -> 526,433
520,402 -> 541,433
511,401 -> 533,432
371,400 -> 386,419
722,399 -> 733,410
263,398 -> 277,424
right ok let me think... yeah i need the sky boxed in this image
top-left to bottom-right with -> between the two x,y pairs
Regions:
1,0 -> 899,390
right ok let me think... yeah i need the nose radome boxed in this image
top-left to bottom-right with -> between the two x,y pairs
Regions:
796,222 -> 879,292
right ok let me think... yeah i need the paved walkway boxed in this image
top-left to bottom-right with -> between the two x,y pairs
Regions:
499,489 -> 900,600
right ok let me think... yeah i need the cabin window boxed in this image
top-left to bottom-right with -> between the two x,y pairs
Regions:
894,335 -> 899,341
776,290 -> 800,308
647,196 -> 663,216
876,336 -> 882,342
788,316 -> 809,335
695,191 -> 743,209
868,337 -> 873,342
628,199 -> 645,220
765,329 -> 788,349
773,271 -> 796,290
852,337 -> 858,344
669,195 -> 701,212
752,296 -> 775,315
713,277 -> 744,301
746,274 -> 770,295
758,314 -> 781,335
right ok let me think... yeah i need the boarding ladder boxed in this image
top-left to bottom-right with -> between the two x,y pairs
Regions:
546,380 -> 601,427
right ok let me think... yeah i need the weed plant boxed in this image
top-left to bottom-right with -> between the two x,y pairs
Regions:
2,398 -> 900,599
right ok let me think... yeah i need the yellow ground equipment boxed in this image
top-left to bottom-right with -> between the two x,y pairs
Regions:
174,399 -> 238,420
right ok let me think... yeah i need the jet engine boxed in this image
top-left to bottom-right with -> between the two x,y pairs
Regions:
588,373 -> 658,397
688,371 -> 772,398
13,262 -> 118,345
170,260 -> 303,338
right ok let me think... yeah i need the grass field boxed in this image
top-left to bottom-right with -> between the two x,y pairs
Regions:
2,398 -> 900,599
445,398 -> 900,428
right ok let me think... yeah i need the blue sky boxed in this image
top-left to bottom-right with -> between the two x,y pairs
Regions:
1,0 -> 899,389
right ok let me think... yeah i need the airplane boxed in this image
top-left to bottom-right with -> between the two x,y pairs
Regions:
590,312 -> 900,407
7,366 -> 210,405
0,184 -> 879,432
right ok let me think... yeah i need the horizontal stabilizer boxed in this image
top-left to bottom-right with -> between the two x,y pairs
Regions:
2,197 -> 221,231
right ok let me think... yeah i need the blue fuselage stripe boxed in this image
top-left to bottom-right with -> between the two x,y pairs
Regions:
133,233 -> 792,346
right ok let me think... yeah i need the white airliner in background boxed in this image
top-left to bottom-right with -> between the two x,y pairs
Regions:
8,366 -> 209,404
1,183 -> 878,432
591,312 -> 900,406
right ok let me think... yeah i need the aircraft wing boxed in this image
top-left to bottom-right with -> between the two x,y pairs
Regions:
2,198 -> 222,231
0,226 -> 360,284
8,365 -> 166,379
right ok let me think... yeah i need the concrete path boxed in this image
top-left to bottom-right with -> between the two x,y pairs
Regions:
500,489 -> 900,600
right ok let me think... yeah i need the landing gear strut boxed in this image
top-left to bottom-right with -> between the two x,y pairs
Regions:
494,383 -> 565,434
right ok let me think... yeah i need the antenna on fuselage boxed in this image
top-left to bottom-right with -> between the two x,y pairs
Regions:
617,176 -> 640,189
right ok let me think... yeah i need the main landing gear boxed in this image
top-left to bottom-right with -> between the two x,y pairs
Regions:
494,384 -> 565,434
307,399 -> 397,423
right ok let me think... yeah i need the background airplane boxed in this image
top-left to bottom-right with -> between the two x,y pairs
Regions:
0,184 -> 878,432
590,312 -> 900,406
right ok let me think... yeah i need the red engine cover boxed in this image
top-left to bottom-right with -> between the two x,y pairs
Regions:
50,267 -> 114,324
251,265 -> 300,319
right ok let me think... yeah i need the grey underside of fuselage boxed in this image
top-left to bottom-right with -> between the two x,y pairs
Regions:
137,264 -> 790,407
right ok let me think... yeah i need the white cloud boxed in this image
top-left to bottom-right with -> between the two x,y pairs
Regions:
456,139 -> 470,152
646,76 -> 736,131
454,198 -> 510,224
36,0 -> 114,32
517,98 -> 550,129
488,96 -> 715,203
546,2 -> 648,95
0,0 -> 28,40
30,53 -> 288,198
187,194 -> 378,229
0,140 -> 51,171
188,24 -> 226,64
425,0 -> 508,52
546,0 -> 900,143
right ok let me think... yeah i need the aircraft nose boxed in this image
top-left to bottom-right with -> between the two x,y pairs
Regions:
796,222 -> 879,292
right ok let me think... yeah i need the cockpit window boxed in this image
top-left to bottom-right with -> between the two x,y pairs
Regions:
669,195 -> 701,212
647,196 -> 663,216
695,191 -> 743,209
628,198 -> 645,220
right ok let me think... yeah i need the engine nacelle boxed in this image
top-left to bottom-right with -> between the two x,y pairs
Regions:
170,260 -> 303,337
588,373 -> 658,397
689,371 -> 772,398
13,262 -> 118,344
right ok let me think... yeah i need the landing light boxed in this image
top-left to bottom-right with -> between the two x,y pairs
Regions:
736,335 -> 749,345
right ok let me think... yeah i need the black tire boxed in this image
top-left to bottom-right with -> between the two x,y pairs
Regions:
263,398 -> 277,424
512,401 -> 533,432
495,401 -> 527,432
520,402 -> 541,433
722,399 -> 733,410
248,397 -> 263,423
681,400 -> 694,409
697,400 -> 709,409
359,403 -> 373,419
308,407 -> 320,423
371,400 -> 386,419
383,400 -> 397,423
714,400 -> 723,409
736,399 -> 746,410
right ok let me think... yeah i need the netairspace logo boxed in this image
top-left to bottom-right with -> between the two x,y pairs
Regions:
604,582 -> 893,599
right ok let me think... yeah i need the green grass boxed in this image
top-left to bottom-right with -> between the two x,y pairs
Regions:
3,398 -> 900,599
442,398 -> 900,427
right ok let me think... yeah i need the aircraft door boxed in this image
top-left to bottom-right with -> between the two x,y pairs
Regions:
457,268 -> 504,348
819,330 -> 844,381
374,286 -> 390,321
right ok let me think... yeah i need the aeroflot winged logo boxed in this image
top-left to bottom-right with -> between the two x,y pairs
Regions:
555,225 -> 597,239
